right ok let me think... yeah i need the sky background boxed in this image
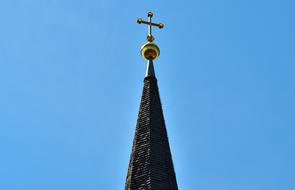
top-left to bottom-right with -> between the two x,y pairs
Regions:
0,0 -> 295,189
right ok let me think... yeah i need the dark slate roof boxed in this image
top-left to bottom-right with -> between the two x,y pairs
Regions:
125,62 -> 178,190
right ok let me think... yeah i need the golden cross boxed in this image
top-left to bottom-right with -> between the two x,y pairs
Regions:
137,12 -> 164,42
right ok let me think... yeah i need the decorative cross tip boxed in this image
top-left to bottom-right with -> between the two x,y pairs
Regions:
137,12 -> 164,42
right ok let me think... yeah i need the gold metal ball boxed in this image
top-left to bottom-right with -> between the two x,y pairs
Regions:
140,42 -> 160,61
137,18 -> 142,24
158,23 -> 164,29
147,12 -> 153,17
146,35 -> 155,42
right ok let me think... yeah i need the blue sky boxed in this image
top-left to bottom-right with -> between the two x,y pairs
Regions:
0,0 -> 294,189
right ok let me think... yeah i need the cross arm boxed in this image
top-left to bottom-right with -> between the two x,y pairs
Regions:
137,18 -> 164,29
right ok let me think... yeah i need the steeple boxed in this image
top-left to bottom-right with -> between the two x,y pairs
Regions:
125,12 -> 178,190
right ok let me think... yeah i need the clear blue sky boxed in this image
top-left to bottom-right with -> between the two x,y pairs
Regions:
0,0 -> 294,189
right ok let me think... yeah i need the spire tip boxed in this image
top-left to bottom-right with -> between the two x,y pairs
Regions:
145,60 -> 155,77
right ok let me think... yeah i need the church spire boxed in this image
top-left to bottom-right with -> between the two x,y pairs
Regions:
125,12 -> 178,190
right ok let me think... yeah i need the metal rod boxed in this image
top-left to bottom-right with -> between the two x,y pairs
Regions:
148,12 -> 153,36
139,20 -> 162,28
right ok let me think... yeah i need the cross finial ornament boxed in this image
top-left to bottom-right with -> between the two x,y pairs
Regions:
137,12 -> 164,42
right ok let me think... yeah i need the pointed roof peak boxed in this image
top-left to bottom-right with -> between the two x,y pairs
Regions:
125,73 -> 178,190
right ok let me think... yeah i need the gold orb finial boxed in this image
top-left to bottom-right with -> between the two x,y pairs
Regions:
140,42 -> 160,61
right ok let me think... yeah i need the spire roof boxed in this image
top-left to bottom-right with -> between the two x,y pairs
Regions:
125,73 -> 178,190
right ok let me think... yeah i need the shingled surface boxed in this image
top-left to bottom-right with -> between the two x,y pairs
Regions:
125,76 -> 178,190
